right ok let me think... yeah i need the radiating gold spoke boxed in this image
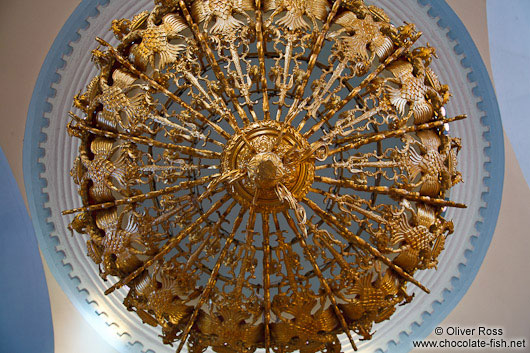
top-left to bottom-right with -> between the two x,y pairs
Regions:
177,0 -> 250,127
62,173 -> 220,215
303,33 -> 421,139
282,211 -> 358,352
315,160 -> 396,171
272,213 -> 300,291
185,63 -> 246,133
104,192 -> 232,295
143,192 -> 202,229
270,1 -> 343,152
95,38 -> 231,141
175,207 -> 246,353
302,197 -> 430,294
262,212 -> 272,353
224,41 -> 259,122
185,200 -> 237,269
297,60 -> 349,132
181,70 -> 237,120
69,114 -> 221,159
273,37 -> 294,121
314,175 -> 467,208
328,115 -> 467,155
309,225 -> 355,273
255,0 -> 271,121
165,127 -> 225,148
237,204 -> 257,290
284,0 -> 343,125
309,187 -> 386,224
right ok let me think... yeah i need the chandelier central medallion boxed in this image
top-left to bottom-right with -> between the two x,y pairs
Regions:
222,121 -> 315,212
64,0 -> 467,352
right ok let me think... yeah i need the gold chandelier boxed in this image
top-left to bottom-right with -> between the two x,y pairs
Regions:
63,0 -> 466,351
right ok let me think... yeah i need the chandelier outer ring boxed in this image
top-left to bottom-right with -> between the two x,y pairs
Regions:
22,0 -> 504,352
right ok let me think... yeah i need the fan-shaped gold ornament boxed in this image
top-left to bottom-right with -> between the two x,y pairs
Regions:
64,0 -> 466,351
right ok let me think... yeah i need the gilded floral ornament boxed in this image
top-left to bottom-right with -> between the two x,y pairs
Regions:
333,11 -> 393,71
264,0 -> 329,30
128,12 -> 188,69
192,0 -> 255,33
64,0 -> 467,352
